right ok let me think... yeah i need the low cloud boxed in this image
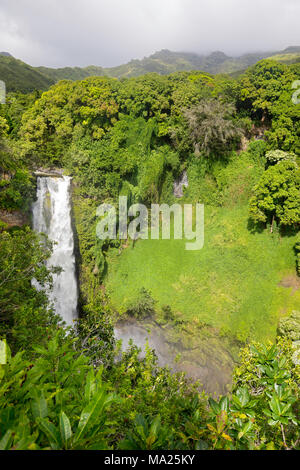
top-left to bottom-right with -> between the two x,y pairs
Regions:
0,0 -> 299,67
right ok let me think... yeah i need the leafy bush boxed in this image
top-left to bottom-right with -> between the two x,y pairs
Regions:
249,160 -> 300,228
126,288 -> 156,319
0,337 -> 116,450
278,311 -> 300,341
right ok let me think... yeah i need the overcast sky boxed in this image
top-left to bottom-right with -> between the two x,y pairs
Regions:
0,0 -> 299,68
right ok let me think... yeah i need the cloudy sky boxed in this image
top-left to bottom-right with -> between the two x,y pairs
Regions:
0,0 -> 299,68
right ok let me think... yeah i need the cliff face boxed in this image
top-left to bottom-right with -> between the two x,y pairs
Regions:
0,209 -> 29,228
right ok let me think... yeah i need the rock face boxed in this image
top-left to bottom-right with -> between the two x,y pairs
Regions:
34,168 -> 64,178
173,170 -> 188,198
0,209 -> 29,228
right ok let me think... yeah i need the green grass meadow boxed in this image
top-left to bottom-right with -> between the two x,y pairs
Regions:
105,204 -> 300,343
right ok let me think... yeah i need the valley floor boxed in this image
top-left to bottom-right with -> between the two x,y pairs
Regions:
105,203 -> 300,393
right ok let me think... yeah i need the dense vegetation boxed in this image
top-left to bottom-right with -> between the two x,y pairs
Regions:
0,55 -> 299,450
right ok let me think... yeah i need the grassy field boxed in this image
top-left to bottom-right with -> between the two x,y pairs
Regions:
105,203 -> 300,343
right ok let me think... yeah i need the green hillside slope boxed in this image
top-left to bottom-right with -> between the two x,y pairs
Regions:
0,54 -> 54,92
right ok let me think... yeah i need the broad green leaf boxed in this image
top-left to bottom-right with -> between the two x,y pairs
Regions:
59,411 -> 72,448
279,416 -> 289,425
84,369 -> 96,402
220,396 -> 229,412
38,419 -> 61,449
0,430 -> 13,450
0,339 -> 10,365
269,395 -> 281,416
268,419 -> 278,426
149,416 -> 161,437
216,410 -> 228,434
209,397 -> 220,414
31,396 -> 48,419
238,420 -> 253,439
236,387 -> 250,407
74,388 -> 114,443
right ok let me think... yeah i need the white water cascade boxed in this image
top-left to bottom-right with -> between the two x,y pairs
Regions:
32,176 -> 78,325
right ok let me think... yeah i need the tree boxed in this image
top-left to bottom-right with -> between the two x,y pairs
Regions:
184,99 -> 243,158
239,60 -> 295,119
0,229 -> 60,350
19,77 -> 119,164
239,60 -> 300,153
0,116 -> 12,172
249,160 -> 300,229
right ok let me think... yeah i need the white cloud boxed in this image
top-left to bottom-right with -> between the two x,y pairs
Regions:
0,0 -> 298,67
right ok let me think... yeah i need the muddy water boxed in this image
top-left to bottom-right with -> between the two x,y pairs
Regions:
115,318 -> 236,396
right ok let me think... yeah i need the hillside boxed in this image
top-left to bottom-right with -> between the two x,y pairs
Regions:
0,54 -> 54,92
36,64 -> 107,81
35,47 -> 300,82
104,49 -> 274,77
1,47 -> 300,92
36,49 -> 275,81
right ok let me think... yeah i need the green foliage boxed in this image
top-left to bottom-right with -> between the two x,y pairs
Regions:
120,414 -> 171,450
265,149 -> 297,166
137,146 -> 179,204
184,99 -> 243,158
65,116 -> 154,200
214,147 -> 265,206
278,311 -> 300,341
75,309 -> 115,368
0,168 -> 34,211
20,77 -> 119,164
0,91 -> 41,138
0,336 -> 116,449
1,54 -> 300,452
239,60 -> 295,117
0,228 -> 60,351
231,339 -> 299,449
126,288 -> 156,319
295,234 -> 300,276
249,160 -> 300,227
239,60 -> 300,153
1,333 -> 298,450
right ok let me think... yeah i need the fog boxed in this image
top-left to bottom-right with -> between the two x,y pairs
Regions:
0,0 -> 299,67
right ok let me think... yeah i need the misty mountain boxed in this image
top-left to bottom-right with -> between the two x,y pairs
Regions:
35,46 -> 300,81
1,46 -> 300,93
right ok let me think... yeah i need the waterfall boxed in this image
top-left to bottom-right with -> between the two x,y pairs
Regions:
32,176 -> 78,325
173,170 -> 188,198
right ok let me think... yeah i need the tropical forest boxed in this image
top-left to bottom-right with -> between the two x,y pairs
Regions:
0,2 -> 300,454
